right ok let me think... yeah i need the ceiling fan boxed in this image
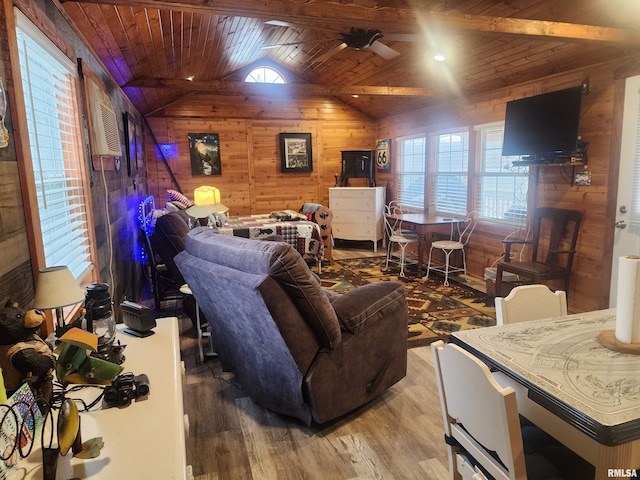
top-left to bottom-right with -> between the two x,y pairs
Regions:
262,21 -> 413,62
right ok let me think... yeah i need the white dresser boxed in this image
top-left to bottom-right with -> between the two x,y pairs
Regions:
329,187 -> 385,251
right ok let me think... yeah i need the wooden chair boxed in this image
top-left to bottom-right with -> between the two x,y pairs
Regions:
495,207 -> 581,301
300,202 -> 334,271
426,212 -> 477,286
495,284 -> 567,325
383,201 -> 419,277
314,205 -> 334,266
431,340 -> 593,480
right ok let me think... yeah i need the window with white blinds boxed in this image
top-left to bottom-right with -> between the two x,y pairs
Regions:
432,130 -> 469,215
16,10 -> 93,281
477,123 -> 528,225
397,135 -> 426,209
630,83 -> 640,225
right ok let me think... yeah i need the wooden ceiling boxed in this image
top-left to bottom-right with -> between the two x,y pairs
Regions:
58,0 -> 640,119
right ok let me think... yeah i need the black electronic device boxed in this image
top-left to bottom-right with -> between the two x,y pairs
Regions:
104,372 -> 150,407
340,149 -> 376,186
120,301 -> 156,337
502,86 -> 583,158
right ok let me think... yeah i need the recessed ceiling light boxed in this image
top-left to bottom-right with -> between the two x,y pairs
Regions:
352,94 -> 359,98
434,54 -> 445,62
185,75 -> 195,81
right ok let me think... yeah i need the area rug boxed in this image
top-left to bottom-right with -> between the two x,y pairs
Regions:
319,256 -> 496,348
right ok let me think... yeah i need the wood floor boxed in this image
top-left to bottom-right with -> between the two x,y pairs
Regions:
179,323 -> 450,480
172,242 -> 484,480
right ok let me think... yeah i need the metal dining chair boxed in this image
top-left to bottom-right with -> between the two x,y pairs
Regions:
426,211 -> 477,286
383,201 -> 419,277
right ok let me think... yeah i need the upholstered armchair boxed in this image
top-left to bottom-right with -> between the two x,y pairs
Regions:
175,227 -> 408,425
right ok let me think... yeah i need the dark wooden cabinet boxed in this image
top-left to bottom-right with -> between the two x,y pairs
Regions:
341,150 -> 375,186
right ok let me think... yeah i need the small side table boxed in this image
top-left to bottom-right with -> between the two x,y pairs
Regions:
180,284 -> 216,362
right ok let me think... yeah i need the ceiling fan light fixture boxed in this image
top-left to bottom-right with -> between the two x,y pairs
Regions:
341,28 -> 384,49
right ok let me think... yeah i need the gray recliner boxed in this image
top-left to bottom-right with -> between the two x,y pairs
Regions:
175,227 -> 409,425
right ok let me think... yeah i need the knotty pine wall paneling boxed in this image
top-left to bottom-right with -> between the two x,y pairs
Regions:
377,58 -> 636,313
145,95 -> 377,214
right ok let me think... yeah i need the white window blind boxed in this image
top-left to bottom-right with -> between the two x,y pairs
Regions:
630,82 -> 640,225
432,130 -> 469,215
397,135 -> 426,209
16,10 -> 93,280
477,123 -> 528,225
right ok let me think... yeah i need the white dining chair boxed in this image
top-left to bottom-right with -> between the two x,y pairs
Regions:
425,211 -> 477,286
495,284 -> 567,325
431,340 -> 593,480
383,201 -> 419,277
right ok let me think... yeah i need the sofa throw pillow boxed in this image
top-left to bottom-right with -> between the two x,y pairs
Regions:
167,189 -> 194,208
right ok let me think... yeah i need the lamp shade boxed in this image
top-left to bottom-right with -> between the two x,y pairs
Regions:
33,266 -> 85,309
193,186 -> 220,205
185,205 -> 211,219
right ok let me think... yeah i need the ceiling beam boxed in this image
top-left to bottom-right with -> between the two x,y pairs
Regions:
123,77 -> 438,97
59,0 -> 640,46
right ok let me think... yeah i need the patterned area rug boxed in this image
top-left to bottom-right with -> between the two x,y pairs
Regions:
319,256 -> 496,348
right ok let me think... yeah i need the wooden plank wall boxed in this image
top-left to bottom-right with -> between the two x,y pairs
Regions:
145,94 -> 377,214
378,59 -> 632,313
0,0 -> 149,312
0,3 -> 33,308
144,56 -> 640,313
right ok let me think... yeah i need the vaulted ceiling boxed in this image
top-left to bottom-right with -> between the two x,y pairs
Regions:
58,0 -> 640,120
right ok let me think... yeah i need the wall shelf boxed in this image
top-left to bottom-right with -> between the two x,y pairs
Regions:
512,161 -> 588,186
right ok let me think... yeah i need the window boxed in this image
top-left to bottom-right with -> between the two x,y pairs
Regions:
16,9 -> 94,281
431,130 -> 469,215
477,123 -> 528,225
397,135 -> 426,209
244,66 -> 286,84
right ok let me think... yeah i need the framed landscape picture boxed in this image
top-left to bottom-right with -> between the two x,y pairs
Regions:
123,112 -> 137,176
279,132 -> 312,173
188,133 -> 221,176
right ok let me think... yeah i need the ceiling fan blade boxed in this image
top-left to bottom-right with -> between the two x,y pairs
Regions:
368,41 -> 401,60
382,33 -> 422,42
265,20 -> 340,34
261,37 -> 341,50
313,42 -> 348,63
265,20 -> 295,27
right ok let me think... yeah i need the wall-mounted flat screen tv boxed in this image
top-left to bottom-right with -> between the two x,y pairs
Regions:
502,86 -> 583,157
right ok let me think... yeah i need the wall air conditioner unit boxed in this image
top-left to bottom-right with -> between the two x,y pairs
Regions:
86,77 -> 121,156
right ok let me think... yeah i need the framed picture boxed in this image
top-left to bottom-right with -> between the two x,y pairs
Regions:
376,138 -> 391,171
279,133 -> 312,173
188,133 -> 221,176
123,112 -> 138,176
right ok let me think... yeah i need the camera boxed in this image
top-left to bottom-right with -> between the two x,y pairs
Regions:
104,372 -> 150,407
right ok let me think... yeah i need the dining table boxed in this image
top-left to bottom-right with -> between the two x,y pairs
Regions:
451,308 -> 640,479
390,213 -> 457,274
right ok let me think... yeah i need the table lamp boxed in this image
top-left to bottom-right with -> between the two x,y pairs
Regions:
192,185 -> 228,213
33,266 -> 85,338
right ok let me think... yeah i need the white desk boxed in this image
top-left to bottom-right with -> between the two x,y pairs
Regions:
452,309 -> 640,479
18,317 -> 192,479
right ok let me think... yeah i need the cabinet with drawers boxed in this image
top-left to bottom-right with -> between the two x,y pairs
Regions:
329,187 -> 385,251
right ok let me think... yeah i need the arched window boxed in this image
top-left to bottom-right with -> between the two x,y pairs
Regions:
244,66 -> 286,84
